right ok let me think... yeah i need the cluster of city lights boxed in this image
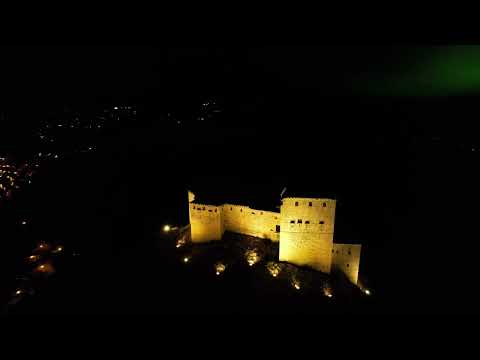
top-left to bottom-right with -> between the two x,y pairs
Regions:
0,158 -> 33,200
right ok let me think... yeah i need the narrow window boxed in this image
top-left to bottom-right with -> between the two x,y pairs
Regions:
332,249 -> 335,253
230,207 -> 232,211
319,221 -> 324,225
240,209 -> 242,212
193,206 -> 196,209
348,250 -> 351,255
209,209 -> 212,212
309,202 -> 312,207
347,264 -> 350,268
290,220 -> 295,224
323,202 -> 326,207
203,207 -> 205,210
305,221 -> 310,224
260,212 -> 263,215
215,209 -> 217,213
276,225 -> 280,233
298,219 -> 302,224
295,201 -> 299,206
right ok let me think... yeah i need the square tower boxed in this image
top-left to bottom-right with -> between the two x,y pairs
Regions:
279,197 -> 336,273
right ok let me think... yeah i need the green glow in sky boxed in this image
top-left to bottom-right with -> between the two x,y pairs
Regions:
355,46 -> 480,96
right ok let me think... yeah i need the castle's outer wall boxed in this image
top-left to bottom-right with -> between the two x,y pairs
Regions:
222,204 -> 280,242
332,243 -> 362,284
279,198 -> 335,273
189,203 -> 224,243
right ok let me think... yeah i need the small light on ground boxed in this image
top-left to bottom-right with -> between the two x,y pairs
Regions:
215,263 -> 226,275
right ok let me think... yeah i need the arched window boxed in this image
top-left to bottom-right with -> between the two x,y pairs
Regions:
295,202 -> 299,206
322,202 -> 326,207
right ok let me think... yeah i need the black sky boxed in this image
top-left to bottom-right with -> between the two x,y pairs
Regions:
0,46 -> 403,104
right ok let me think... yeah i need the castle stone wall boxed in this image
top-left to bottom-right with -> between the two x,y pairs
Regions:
222,204 -> 280,242
189,203 -> 224,243
332,243 -> 362,284
188,193 -> 362,284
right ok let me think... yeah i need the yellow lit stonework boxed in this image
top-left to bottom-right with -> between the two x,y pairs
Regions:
279,198 -> 335,274
187,191 -> 362,284
331,243 -> 362,285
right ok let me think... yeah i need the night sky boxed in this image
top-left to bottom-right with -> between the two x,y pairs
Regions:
4,46 -> 480,105
2,45 -> 480,131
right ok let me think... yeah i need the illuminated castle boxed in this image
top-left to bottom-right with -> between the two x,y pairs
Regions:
187,190 -> 362,284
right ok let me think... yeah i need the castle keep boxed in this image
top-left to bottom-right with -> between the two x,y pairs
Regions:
188,191 -> 362,284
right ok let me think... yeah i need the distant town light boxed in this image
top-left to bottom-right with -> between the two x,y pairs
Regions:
15,290 -> 22,295
114,106 -> 118,110
21,221 -> 27,225
183,257 -> 189,263
365,289 -> 371,295
163,225 -> 171,232
39,265 -> 45,269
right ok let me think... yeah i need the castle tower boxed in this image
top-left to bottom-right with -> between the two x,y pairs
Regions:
188,191 -> 225,243
279,197 -> 336,273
